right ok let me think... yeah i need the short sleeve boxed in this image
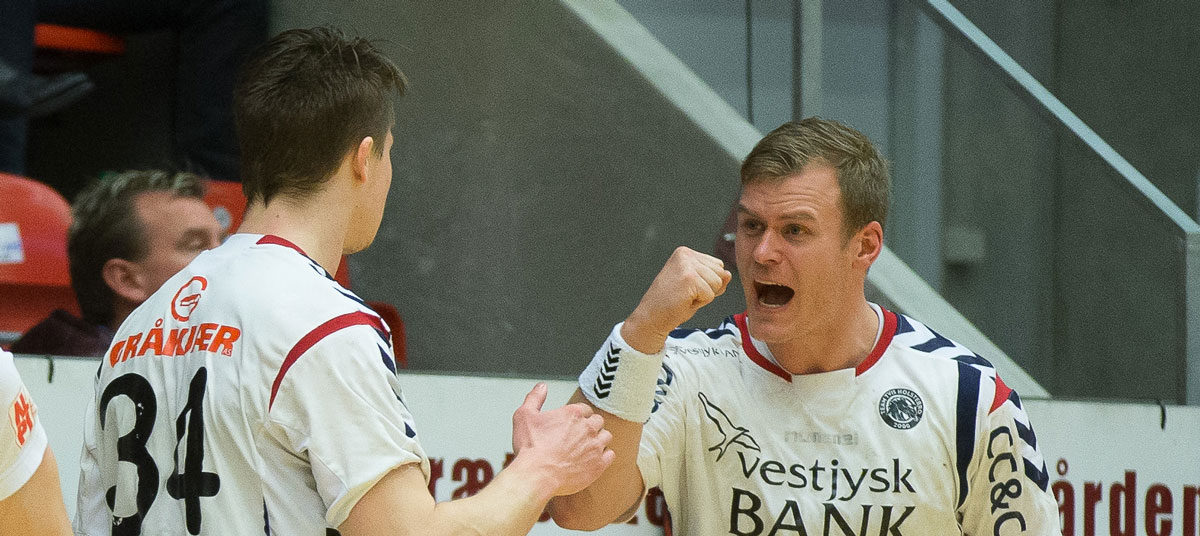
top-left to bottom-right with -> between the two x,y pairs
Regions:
637,352 -> 690,492
265,325 -> 429,528
959,379 -> 1059,536
74,394 -> 109,535
0,350 -> 48,500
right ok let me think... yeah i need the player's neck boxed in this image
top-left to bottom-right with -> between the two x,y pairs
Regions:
109,303 -> 135,332
769,299 -> 879,375
238,183 -> 352,275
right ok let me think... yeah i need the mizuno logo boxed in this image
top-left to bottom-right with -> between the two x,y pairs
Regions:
699,392 -> 760,461
593,342 -> 619,399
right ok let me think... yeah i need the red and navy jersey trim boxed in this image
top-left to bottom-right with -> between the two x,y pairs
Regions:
955,362 -> 981,508
855,308 -> 897,376
732,313 -> 791,382
256,234 -> 307,256
268,311 -> 387,409
732,307 -> 898,381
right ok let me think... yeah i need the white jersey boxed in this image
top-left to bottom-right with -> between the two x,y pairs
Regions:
1,349 -> 47,500
76,234 -> 429,535
627,306 -> 1058,535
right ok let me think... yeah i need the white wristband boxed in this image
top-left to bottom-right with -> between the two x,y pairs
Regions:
579,322 -> 665,423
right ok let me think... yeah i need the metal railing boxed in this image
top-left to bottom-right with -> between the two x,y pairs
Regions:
904,0 -> 1200,404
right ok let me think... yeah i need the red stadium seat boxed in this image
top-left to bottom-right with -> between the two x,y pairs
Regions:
202,179 -> 247,236
0,173 -> 79,346
34,24 -> 125,55
33,23 -> 125,73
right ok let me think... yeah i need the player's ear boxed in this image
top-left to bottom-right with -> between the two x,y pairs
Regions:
352,136 -> 374,185
851,221 -> 883,269
102,258 -> 152,303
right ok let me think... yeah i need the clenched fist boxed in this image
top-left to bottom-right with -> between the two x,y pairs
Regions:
621,246 -> 732,354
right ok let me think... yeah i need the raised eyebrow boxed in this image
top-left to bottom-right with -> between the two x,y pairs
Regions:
778,211 -> 817,222
735,203 -> 758,218
735,204 -> 816,222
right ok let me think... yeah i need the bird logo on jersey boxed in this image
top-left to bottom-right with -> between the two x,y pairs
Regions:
699,392 -> 760,461
171,276 -> 208,321
878,388 -> 924,430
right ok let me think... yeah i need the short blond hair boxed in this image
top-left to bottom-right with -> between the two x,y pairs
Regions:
740,118 -> 890,240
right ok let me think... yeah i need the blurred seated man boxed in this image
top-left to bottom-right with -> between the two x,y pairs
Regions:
10,170 -> 222,356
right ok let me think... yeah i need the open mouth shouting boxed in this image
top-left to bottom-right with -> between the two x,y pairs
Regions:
753,280 -> 795,308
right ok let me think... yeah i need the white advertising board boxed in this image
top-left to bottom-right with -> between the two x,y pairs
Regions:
14,354 -> 1200,535
1023,398 -> 1200,536
12,356 -> 665,535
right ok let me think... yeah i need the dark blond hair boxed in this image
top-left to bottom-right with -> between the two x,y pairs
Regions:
740,118 -> 890,240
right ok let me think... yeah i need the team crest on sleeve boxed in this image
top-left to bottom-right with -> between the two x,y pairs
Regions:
878,388 -> 924,430
8,387 -> 36,447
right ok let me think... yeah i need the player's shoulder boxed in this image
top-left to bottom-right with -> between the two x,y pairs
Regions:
120,234 -> 378,353
886,311 -> 1029,419
213,234 -> 366,309
0,349 -> 20,397
650,315 -> 745,395
887,311 -> 998,373
661,315 -> 742,364
227,234 -> 330,284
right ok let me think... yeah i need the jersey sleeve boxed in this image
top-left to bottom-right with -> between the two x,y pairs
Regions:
959,374 -> 1059,536
637,349 -> 691,493
0,351 -> 48,500
264,324 -> 428,528
74,393 -> 109,535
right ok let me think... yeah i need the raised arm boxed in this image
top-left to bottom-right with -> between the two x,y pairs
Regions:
551,246 -> 730,530
339,383 -> 615,536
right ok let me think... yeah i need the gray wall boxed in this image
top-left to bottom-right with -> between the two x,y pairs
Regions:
268,0 -> 1199,400
939,0 -> 1059,390
616,0 -> 894,164
942,0 -> 1200,402
1051,0 -> 1200,401
273,1 -> 745,376
1055,0 -> 1200,217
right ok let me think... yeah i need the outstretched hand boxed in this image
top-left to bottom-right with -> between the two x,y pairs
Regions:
510,383 -> 615,498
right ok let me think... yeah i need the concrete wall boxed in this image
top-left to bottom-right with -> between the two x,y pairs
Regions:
941,0 -> 1199,402
1051,0 -> 1200,401
273,1 -> 745,376
939,0 -> 1060,389
1055,0 -> 1200,217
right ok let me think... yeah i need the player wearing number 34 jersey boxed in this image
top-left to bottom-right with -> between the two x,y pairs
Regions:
77,27 -> 613,536
76,234 -> 427,534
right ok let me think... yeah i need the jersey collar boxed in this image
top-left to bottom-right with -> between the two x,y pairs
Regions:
256,234 -> 308,256
733,306 -> 899,382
